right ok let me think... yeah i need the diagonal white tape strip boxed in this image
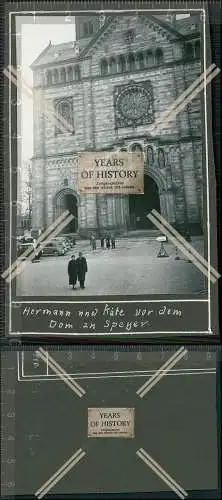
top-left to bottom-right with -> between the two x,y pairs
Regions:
35,448 -> 83,496
6,213 -> 74,283
36,450 -> 86,499
5,66 -> 74,133
151,210 -> 220,280
37,349 -> 85,397
148,213 -> 218,284
154,67 -> 220,133
136,347 -> 185,395
137,449 -> 188,499
149,64 -> 216,132
137,348 -> 187,398
2,210 -> 70,279
138,350 -> 187,398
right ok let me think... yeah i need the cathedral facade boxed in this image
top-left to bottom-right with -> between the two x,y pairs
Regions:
31,12 -> 203,236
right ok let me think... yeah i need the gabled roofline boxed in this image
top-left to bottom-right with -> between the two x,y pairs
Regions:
147,14 -> 185,39
79,15 -> 114,57
80,13 -> 185,59
30,41 -> 52,70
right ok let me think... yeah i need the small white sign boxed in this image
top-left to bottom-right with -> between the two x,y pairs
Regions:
88,408 -> 135,438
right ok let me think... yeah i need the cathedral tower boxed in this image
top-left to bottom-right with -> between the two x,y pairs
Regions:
75,15 -> 101,41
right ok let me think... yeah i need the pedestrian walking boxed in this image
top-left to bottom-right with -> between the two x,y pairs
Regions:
92,235 -> 96,250
111,235 -> 116,249
68,255 -> 78,290
76,252 -> 88,289
106,236 -> 110,249
101,236 -> 105,249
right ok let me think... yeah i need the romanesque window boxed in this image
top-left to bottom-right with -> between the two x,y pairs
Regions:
54,99 -> 74,135
131,143 -> 143,152
83,22 -> 89,37
47,70 -> 52,85
52,68 -> 59,84
158,148 -> 165,168
118,55 -> 126,72
101,59 -> 108,76
137,52 -> 144,70
194,40 -> 200,58
63,178 -> 68,186
74,65 -> 80,80
184,42 -> 194,59
146,50 -> 154,67
128,53 -> 135,72
60,68 -> 66,83
155,48 -> 164,65
67,66 -> 73,81
109,57 -> 117,74
147,146 -> 154,165
88,21 -> 94,35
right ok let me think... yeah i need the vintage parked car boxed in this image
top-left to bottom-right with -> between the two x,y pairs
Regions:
17,242 -> 36,259
41,241 -> 66,257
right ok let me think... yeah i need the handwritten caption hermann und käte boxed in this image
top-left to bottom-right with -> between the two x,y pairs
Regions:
22,303 -> 183,333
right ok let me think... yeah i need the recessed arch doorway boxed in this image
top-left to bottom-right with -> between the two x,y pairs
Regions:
54,188 -> 78,233
129,175 -> 161,229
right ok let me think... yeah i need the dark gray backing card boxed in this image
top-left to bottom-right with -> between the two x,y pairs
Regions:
0,345 -> 220,497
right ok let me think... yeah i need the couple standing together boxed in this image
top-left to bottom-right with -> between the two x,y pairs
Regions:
68,252 -> 88,290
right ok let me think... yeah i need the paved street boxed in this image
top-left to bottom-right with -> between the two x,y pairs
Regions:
16,237 -> 206,296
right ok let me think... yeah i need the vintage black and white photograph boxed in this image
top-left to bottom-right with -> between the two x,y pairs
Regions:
13,9 -> 215,298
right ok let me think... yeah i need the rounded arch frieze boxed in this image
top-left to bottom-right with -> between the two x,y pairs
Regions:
144,164 -> 167,194
53,187 -> 80,205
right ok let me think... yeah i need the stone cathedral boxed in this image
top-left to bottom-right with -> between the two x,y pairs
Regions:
31,12 -> 203,236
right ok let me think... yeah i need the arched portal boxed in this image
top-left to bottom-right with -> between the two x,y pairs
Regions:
129,175 -> 160,229
54,189 -> 78,233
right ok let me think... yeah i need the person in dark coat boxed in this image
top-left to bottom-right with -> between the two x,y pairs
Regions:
101,237 -> 105,249
111,236 -> 115,249
106,236 -> 110,249
92,236 -> 96,250
68,255 -> 78,289
76,252 -> 88,289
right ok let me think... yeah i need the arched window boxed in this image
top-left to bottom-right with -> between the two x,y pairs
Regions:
137,52 -> 144,70
101,59 -> 108,76
194,40 -> 200,58
146,50 -> 154,67
67,66 -> 73,81
109,57 -> 117,74
118,55 -> 126,73
52,68 -> 59,84
63,178 -> 69,186
54,99 -> 73,135
147,146 -> 154,165
184,42 -> 194,59
155,48 -> 164,65
131,143 -> 143,152
158,148 -> 165,169
74,65 -> 80,80
60,68 -> 66,83
88,21 -> 94,35
83,22 -> 89,37
128,53 -> 135,72
47,70 -> 52,85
